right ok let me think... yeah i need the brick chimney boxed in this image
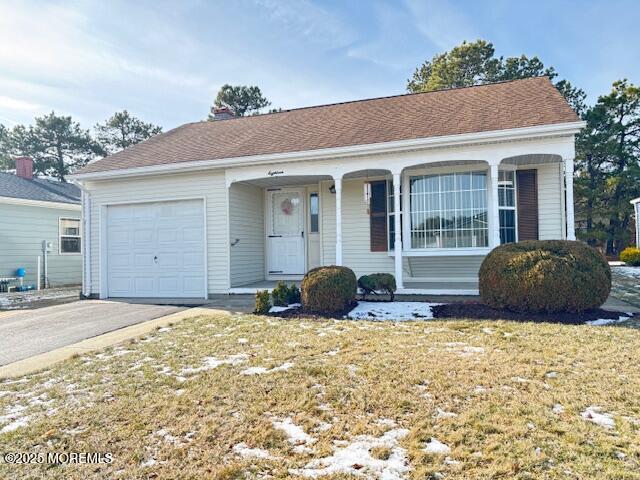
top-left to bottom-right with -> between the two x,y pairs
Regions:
15,157 -> 33,179
212,106 -> 235,120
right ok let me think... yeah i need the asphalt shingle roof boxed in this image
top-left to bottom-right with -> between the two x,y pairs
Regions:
0,173 -> 80,204
79,77 -> 580,175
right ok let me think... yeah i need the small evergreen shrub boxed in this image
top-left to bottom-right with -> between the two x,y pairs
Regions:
254,290 -> 271,314
287,284 -> 301,304
479,240 -> 611,313
620,247 -> 640,266
301,266 -> 357,314
271,281 -> 290,306
358,273 -> 397,301
271,281 -> 301,306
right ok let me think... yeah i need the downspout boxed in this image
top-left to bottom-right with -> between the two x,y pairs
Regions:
77,182 -> 92,298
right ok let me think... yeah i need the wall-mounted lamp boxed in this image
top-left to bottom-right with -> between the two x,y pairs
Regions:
329,184 -> 336,194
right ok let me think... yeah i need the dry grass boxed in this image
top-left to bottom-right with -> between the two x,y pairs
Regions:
0,313 -> 639,479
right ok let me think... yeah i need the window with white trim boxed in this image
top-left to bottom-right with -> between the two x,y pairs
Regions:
498,170 -> 517,244
409,171 -> 488,249
386,179 -> 402,250
59,218 -> 81,254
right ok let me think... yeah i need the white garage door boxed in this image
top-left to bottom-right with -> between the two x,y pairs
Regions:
106,199 -> 206,298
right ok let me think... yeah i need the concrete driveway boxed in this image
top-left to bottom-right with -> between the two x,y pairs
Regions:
0,300 -> 185,366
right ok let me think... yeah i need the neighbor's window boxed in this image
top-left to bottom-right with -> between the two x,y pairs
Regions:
386,179 -> 403,250
59,218 -> 81,254
409,171 -> 488,249
498,170 -> 517,244
309,193 -> 319,233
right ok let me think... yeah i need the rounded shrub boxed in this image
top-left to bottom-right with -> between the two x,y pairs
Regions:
358,273 -> 397,301
479,240 -> 611,313
620,247 -> 640,266
301,266 -> 357,314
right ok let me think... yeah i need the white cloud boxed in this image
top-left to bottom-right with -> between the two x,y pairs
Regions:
404,0 -> 478,50
253,0 -> 355,49
0,96 -> 41,112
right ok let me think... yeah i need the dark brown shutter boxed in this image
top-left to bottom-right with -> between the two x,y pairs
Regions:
369,180 -> 388,252
517,169 -> 539,241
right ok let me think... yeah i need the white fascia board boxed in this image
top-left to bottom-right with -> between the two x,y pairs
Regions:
631,197 -> 640,205
0,196 -> 81,210
70,121 -> 586,181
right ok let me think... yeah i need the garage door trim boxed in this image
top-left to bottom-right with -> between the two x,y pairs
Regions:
99,196 -> 208,299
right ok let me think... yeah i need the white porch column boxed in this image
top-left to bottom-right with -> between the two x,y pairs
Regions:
334,176 -> 343,265
489,164 -> 501,248
392,172 -> 404,289
565,157 -> 576,240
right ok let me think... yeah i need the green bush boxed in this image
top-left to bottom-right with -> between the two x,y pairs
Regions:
301,266 -> 357,314
288,284 -> 301,304
271,281 -> 289,306
254,290 -> 271,314
358,273 -> 397,301
271,281 -> 301,306
479,240 -> 611,313
620,247 -> 640,266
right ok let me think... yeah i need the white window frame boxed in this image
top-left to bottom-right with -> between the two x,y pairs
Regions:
386,178 -> 402,251
498,169 -> 518,244
59,217 -> 82,255
403,168 -> 489,252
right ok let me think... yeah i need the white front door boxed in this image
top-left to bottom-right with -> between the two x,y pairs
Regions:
267,189 -> 305,275
106,199 -> 206,298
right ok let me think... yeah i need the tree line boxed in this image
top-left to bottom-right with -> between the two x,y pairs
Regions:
1,39 -> 637,255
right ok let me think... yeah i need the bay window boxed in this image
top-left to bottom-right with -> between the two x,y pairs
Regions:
409,171 -> 488,249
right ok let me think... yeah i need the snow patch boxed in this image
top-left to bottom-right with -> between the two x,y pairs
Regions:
347,302 -> 440,321
269,303 -> 301,313
290,428 -> 410,479
180,354 -> 248,376
241,362 -> 294,376
581,406 -> 615,429
232,442 -> 274,460
423,438 -> 451,455
586,316 -> 630,326
552,404 -> 565,414
272,417 -> 316,454
615,266 -> 640,278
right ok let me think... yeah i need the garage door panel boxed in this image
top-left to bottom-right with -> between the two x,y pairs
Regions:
183,276 -> 204,295
157,228 -> 178,243
107,199 -> 205,298
133,252 -> 155,268
157,276 -> 179,295
183,227 -> 203,242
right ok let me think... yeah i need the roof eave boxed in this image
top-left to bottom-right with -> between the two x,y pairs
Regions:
70,120 -> 585,181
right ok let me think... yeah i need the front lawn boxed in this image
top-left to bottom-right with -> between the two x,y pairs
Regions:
1,313 -> 639,479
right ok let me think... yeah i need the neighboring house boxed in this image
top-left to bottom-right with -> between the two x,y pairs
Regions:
0,157 -> 82,289
632,197 -> 640,247
72,77 -> 584,299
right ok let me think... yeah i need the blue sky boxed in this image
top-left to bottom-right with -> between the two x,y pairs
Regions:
0,0 -> 638,130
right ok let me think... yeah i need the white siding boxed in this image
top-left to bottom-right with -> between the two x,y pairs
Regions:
535,163 -> 564,240
0,203 -> 82,287
85,171 -> 228,296
229,183 -> 264,286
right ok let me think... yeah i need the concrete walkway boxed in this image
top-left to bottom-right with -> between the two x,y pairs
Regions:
0,300 -> 184,366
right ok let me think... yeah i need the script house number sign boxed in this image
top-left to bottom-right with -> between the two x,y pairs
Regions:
268,170 -> 284,176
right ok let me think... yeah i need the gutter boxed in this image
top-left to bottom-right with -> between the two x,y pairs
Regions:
70,121 -> 586,181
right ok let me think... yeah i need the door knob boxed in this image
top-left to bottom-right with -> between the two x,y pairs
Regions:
154,255 -> 158,263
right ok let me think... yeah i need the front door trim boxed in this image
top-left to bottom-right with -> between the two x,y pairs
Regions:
265,187 -> 307,279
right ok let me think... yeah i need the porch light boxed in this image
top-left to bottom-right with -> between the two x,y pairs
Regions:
329,184 -> 336,194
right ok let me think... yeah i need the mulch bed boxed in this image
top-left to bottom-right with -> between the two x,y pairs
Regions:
264,299 -> 636,325
431,301 -> 635,325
